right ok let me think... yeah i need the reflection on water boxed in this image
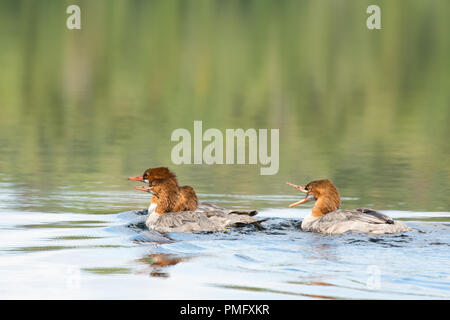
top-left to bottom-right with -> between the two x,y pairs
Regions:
83,267 -> 132,275
0,0 -> 449,299
20,221 -> 107,229
302,242 -> 339,262
0,0 -> 448,212
212,284 -> 339,300
137,253 -> 189,278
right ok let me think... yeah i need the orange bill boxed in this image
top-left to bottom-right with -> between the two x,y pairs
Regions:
286,182 -> 314,207
289,194 -> 315,208
286,182 -> 308,193
128,176 -> 143,181
135,185 -> 151,192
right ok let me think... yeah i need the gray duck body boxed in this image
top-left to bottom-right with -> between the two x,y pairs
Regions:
146,202 -> 262,233
301,208 -> 412,235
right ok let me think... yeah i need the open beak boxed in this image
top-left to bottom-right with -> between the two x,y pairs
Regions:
128,176 -> 143,181
289,194 -> 315,208
135,185 -> 153,194
286,182 -> 308,193
286,182 -> 315,208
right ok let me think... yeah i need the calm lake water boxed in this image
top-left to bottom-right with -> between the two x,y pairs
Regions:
0,0 -> 449,299
0,173 -> 449,299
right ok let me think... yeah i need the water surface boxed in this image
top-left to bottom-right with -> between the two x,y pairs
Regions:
0,0 -> 449,299
0,177 -> 449,299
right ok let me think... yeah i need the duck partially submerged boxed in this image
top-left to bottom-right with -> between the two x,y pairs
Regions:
286,180 -> 412,235
129,167 -> 262,233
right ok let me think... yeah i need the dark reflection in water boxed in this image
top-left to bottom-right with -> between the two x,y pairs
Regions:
137,253 -> 189,278
303,243 -> 339,262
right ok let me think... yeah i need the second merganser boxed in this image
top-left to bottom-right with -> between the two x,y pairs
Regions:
129,167 -> 198,212
129,167 -> 263,233
286,180 -> 412,235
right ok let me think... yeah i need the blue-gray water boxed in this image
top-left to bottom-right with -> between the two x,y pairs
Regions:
0,176 -> 449,299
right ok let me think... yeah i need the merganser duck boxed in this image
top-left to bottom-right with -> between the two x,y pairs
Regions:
286,180 -> 412,234
129,167 -> 198,212
129,167 -> 262,233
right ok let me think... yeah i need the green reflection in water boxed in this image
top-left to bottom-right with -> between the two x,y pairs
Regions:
82,267 -> 132,275
10,244 -> 127,253
52,235 -> 103,240
20,221 -> 107,229
10,245 -> 76,252
397,217 -> 450,222
0,0 -> 448,212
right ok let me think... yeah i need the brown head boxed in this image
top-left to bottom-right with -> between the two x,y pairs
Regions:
129,167 -> 198,213
129,167 -> 180,213
286,179 -> 341,218
129,167 -> 178,185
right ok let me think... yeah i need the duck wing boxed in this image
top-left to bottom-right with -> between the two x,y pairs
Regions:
196,202 -> 258,217
305,208 -> 412,234
149,204 -> 264,233
152,211 -> 217,232
317,209 -> 393,225
195,202 -> 228,217
352,208 -> 394,224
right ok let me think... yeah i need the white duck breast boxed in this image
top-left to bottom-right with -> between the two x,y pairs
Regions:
145,202 -> 160,228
